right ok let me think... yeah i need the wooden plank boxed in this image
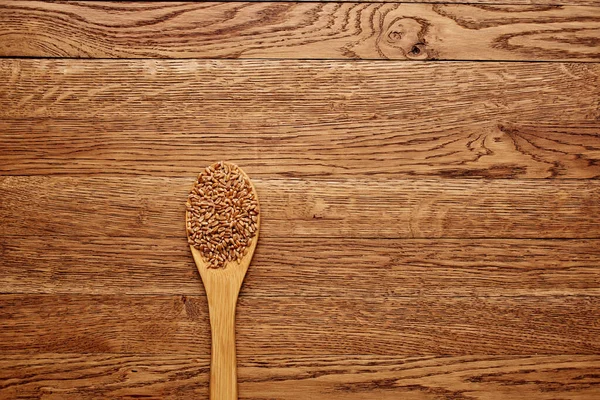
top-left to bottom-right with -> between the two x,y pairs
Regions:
2,176 -> 599,239
0,354 -> 598,400
1,60 -> 599,179
2,236 -> 599,297
0,2 -> 599,60
3,119 -> 600,179
0,294 -> 598,355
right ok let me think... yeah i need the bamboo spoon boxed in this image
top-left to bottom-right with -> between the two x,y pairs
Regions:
186,164 -> 260,400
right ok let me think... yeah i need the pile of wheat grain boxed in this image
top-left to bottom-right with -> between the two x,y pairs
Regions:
186,162 -> 259,268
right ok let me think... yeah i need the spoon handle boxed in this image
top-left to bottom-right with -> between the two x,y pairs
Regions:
207,290 -> 238,400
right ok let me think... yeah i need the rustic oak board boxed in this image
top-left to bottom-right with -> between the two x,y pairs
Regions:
2,176 -> 600,239
2,236 -> 600,297
3,120 -> 600,179
1,60 -> 599,178
1,354 -> 598,399
1,0 -> 599,397
0,294 -> 598,355
1,2 -> 599,61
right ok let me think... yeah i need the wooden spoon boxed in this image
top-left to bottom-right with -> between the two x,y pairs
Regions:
186,165 -> 260,400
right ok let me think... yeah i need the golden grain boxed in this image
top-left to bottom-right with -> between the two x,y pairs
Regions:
186,161 -> 259,269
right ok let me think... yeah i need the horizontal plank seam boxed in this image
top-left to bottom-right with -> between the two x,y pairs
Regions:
0,292 -> 597,297
1,353 -> 597,357
4,1 -> 600,8
0,293 -> 596,298
1,57 -> 599,64
3,234 -> 600,239
2,175 -> 600,182
3,235 -> 600,242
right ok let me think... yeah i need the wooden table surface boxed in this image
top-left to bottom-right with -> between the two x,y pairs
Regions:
1,1 -> 599,399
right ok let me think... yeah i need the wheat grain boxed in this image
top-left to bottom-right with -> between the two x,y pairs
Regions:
186,161 -> 259,268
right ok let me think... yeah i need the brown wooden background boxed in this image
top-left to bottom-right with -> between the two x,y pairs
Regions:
1,1 -> 599,399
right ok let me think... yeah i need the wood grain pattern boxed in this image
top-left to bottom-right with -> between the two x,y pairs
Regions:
1,2 -> 599,61
2,236 -> 599,297
1,354 -> 598,399
0,294 -> 598,355
1,60 -> 599,178
2,176 -> 599,239
4,120 -> 600,180
1,2 -> 599,397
